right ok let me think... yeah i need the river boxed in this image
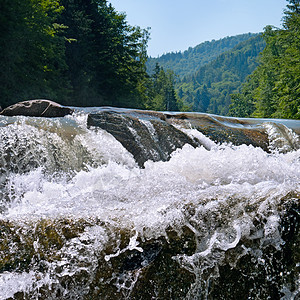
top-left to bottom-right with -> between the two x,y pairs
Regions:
0,108 -> 299,299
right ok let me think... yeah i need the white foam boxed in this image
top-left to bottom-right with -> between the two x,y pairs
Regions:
0,114 -> 299,297
0,271 -> 50,300
2,143 -> 299,240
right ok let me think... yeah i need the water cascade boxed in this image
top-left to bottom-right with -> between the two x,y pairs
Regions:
0,107 -> 299,299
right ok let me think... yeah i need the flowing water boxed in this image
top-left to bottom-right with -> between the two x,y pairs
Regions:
0,108 -> 299,299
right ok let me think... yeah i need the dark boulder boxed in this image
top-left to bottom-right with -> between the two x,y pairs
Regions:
0,100 -> 73,117
87,109 -> 271,168
87,111 -> 200,167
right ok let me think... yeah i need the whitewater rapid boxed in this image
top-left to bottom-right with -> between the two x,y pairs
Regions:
0,110 -> 299,299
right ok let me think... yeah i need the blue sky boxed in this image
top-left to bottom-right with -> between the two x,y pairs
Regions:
109,0 -> 288,57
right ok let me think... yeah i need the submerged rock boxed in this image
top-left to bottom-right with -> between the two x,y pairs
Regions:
0,192 -> 298,299
0,99 -> 73,117
165,113 -> 270,152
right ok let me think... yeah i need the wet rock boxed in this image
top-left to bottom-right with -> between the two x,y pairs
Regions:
87,111 -> 199,167
120,243 -> 162,272
0,195 -> 298,300
0,100 -> 73,117
87,109 -> 272,167
166,113 -> 270,151
208,196 -> 299,300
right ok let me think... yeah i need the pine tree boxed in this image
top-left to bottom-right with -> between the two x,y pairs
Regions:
0,0 -> 67,107
58,0 -> 149,108
229,1 -> 300,119
146,65 -> 179,111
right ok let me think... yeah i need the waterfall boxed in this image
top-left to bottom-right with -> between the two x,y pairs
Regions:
0,108 -> 299,299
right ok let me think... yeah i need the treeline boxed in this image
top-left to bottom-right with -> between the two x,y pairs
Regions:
146,33 -> 257,78
177,35 -> 265,115
229,0 -> 300,119
2,0 -> 298,119
0,0 -> 179,110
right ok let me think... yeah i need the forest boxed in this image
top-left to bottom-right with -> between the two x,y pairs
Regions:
0,0 -> 179,111
175,35 -> 265,115
0,0 -> 299,119
229,0 -> 300,119
146,33 -> 257,78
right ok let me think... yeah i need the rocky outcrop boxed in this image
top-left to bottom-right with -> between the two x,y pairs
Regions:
87,111 -> 200,167
87,109 -> 271,167
0,99 -> 73,117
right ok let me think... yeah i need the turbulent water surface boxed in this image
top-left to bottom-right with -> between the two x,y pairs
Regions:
0,108 -> 299,299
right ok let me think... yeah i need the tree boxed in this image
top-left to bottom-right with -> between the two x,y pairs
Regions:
0,0 -> 67,108
146,65 -> 179,111
193,85 -> 210,112
58,0 -> 149,108
229,0 -> 300,119
0,0 -> 150,109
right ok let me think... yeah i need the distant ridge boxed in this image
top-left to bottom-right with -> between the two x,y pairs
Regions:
177,34 -> 265,116
146,33 -> 258,78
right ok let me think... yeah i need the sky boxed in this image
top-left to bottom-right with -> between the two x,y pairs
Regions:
109,0 -> 288,57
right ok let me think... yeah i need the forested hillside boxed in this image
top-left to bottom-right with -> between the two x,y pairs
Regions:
1,0 -> 299,119
176,34 -> 265,115
146,33 -> 257,78
229,0 -> 300,119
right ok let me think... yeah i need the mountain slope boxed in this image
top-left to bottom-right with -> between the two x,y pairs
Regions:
146,33 -> 258,78
177,34 -> 265,115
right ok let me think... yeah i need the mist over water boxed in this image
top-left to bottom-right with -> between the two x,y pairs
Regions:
0,110 -> 299,299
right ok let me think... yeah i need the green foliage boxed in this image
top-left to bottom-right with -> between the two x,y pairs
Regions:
0,0 -> 68,107
229,0 -> 300,119
0,0 -> 150,109
58,0 -> 150,108
3,0 -> 298,118
147,33 -> 258,78
177,35 -> 265,115
145,64 -> 180,111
